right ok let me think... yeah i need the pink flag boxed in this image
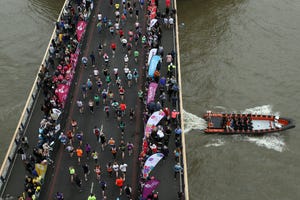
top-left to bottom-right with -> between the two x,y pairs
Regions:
147,82 -> 158,104
76,21 -> 87,42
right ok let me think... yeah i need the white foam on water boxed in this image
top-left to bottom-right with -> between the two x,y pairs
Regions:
241,104 -> 280,116
182,109 -> 207,133
235,105 -> 286,152
204,138 -> 225,147
233,133 -> 286,152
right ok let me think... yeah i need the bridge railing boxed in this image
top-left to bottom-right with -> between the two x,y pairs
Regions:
0,0 -> 70,194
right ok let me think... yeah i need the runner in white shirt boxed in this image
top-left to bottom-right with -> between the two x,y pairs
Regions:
112,161 -> 119,178
119,162 -> 128,180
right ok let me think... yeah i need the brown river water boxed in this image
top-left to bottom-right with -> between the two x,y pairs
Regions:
0,0 -> 300,199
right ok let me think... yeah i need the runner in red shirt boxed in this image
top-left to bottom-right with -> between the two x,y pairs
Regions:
111,42 -> 116,57
115,177 -> 124,195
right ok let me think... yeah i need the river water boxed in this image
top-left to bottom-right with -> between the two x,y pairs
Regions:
0,0 -> 300,199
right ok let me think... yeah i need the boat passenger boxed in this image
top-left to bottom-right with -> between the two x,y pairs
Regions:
226,118 -> 234,131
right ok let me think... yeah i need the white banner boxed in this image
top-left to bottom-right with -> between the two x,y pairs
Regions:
142,153 -> 164,178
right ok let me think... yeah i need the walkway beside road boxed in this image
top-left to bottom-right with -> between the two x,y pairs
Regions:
1,0 -> 187,199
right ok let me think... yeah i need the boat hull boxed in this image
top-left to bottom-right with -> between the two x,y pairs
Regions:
203,113 -> 295,135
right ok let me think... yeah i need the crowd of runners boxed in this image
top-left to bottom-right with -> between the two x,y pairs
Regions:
14,0 -> 184,200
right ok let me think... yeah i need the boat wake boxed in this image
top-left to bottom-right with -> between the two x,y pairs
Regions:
182,109 -> 206,133
241,104 -> 280,116
204,138 -> 226,147
237,134 -> 286,152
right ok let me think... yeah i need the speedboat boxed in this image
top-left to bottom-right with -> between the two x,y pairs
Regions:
203,111 -> 295,134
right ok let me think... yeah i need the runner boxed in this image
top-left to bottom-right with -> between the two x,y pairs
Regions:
91,150 -> 99,164
115,177 -> 124,195
82,163 -> 90,181
99,180 -> 107,197
119,162 -> 128,180
106,162 -> 113,177
94,164 -> 101,180
127,141 -> 134,156
76,146 -> 83,164
118,140 -> 126,160
112,161 -> 120,178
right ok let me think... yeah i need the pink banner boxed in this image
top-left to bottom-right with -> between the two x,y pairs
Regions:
76,21 -> 87,42
147,82 -> 158,104
142,179 -> 160,198
144,110 -> 165,138
55,84 -> 70,108
148,5 -> 157,20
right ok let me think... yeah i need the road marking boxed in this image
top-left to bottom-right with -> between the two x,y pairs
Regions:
90,182 -> 94,194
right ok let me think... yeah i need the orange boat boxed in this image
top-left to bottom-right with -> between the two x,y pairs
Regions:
203,111 -> 295,134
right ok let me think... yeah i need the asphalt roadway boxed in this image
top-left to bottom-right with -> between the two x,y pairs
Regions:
2,0 -> 182,199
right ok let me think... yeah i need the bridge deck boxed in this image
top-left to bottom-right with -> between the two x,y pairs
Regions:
1,0 -> 184,199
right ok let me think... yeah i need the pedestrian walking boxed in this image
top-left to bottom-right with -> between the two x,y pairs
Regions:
17,147 -> 26,162
173,162 -> 183,180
